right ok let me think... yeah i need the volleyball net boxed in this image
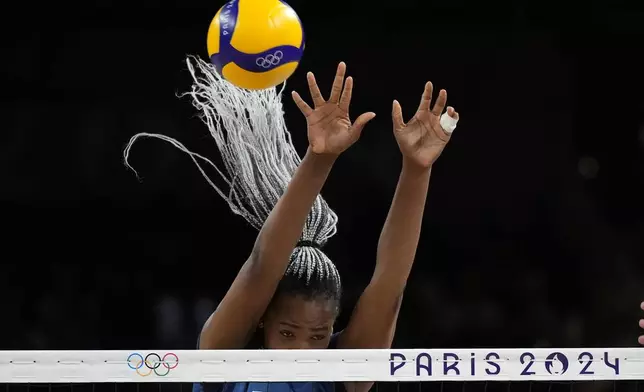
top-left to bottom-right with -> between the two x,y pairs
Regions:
3,348 -> 644,392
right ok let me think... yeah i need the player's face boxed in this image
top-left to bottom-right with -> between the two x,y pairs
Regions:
262,294 -> 336,349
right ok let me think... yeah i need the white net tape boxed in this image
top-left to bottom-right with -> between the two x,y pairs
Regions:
1,348 -> 643,383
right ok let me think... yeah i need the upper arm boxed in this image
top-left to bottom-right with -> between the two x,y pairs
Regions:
338,167 -> 429,350
199,253 -> 283,349
336,284 -> 404,392
199,152 -> 337,350
337,286 -> 402,392
337,281 -> 404,349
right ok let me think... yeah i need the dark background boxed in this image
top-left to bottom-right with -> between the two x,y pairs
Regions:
3,0 -> 644,351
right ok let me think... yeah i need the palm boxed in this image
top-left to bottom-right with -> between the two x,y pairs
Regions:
393,82 -> 459,168
292,62 -> 375,156
307,106 -> 353,154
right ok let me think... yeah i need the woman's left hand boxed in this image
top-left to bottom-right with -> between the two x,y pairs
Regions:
392,82 -> 459,169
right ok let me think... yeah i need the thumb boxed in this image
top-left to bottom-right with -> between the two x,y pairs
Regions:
350,112 -> 376,136
392,100 -> 405,130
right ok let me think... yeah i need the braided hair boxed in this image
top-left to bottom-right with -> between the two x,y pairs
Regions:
124,56 -> 342,310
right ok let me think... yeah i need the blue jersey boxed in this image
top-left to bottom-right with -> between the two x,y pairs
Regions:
193,333 -> 343,392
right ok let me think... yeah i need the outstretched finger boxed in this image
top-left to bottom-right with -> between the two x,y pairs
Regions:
392,100 -> 406,130
306,72 -> 325,108
431,89 -> 448,116
416,81 -> 433,113
350,112 -> 376,138
292,91 -> 313,117
328,62 -> 347,104
339,76 -> 353,112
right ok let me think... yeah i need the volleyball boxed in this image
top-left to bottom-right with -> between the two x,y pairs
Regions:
206,0 -> 305,90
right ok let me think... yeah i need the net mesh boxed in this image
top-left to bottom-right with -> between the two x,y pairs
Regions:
1,349 -> 643,392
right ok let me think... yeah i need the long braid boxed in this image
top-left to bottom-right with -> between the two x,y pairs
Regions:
124,56 -> 341,302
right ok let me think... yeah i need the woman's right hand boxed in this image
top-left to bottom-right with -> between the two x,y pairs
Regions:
639,301 -> 644,345
292,62 -> 376,156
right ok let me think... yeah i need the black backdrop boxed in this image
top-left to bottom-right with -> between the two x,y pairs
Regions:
3,0 -> 644,350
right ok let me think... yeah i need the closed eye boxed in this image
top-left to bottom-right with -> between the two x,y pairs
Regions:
310,335 -> 326,341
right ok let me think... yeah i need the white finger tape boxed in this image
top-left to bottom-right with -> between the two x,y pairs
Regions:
440,113 -> 458,134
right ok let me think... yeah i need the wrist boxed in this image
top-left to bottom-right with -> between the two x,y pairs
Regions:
402,158 -> 432,175
304,147 -> 338,168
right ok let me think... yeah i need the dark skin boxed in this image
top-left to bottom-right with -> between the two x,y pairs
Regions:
338,85 -> 458,392
199,62 -> 375,350
200,63 -> 459,392
340,84 -> 458,349
262,296 -> 336,350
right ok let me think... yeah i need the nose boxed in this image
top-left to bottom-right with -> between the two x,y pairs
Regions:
291,339 -> 313,350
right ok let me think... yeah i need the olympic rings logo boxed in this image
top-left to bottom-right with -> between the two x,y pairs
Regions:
255,51 -> 284,69
127,352 -> 179,377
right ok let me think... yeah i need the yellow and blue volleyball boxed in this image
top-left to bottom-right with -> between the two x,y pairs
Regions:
207,0 -> 305,90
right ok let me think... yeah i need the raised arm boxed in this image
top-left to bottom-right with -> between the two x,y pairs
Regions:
200,62 -> 376,349
340,82 -> 458,350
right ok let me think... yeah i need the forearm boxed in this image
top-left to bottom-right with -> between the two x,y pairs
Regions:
339,161 -> 430,350
252,149 -> 336,275
373,160 -> 431,291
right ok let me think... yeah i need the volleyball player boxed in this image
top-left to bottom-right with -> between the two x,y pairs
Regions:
125,60 -> 458,392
